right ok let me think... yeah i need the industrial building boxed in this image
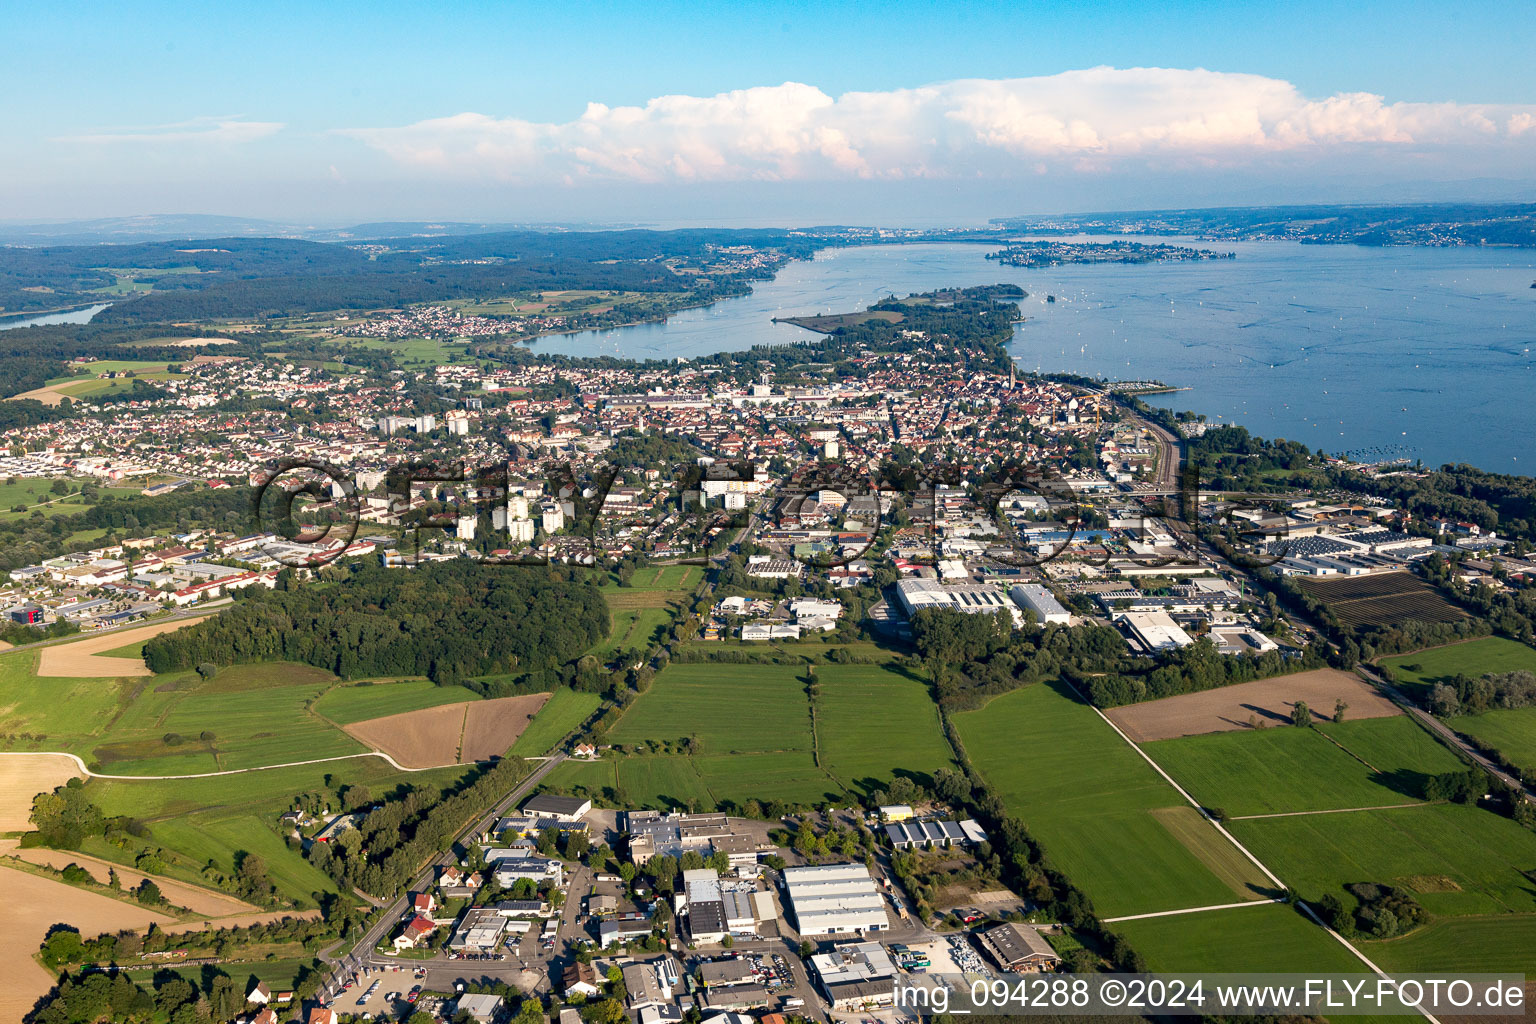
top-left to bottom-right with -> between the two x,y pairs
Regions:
976,921 -> 1063,971
1009,583 -> 1071,625
884,818 -> 987,850
895,578 -> 1021,626
780,863 -> 889,935
808,942 -> 900,1010
1112,609 -> 1194,652
521,794 -> 591,821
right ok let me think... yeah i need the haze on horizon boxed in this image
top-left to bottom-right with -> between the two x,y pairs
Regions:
5,0 -> 1536,227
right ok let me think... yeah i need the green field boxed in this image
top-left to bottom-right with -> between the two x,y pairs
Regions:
954,682 -> 1274,918
1143,716 -> 1464,817
1379,637 -> 1536,701
510,689 -> 602,756
87,663 -> 363,774
695,751 -> 842,807
540,758 -> 619,799
1231,803 -> 1536,918
0,650 -> 135,750
86,758 -> 472,903
592,607 -> 674,658
606,663 -> 813,754
346,336 -> 471,366
0,648 -> 391,774
1112,902 -> 1368,973
1362,914 -> 1536,973
1450,707 -> 1536,774
623,756 -> 717,810
814,663 -> 955,796
313,678 -> 481,724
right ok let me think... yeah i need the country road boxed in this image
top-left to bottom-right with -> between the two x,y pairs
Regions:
1355,663 -> 1536,805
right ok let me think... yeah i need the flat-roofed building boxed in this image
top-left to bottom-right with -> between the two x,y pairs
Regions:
520,794 -> 591,821
1009,583 -> 1071,625
1112,609 -> 1194,652
780,863 -> 888,936
808,942 -> 899,1010
447,907 -> 507,951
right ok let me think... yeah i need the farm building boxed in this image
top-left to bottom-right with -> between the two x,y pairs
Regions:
977,921 -> 1063,971
781,863 -> 889,935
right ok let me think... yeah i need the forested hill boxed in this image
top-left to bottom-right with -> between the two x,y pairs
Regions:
143,561 -> 608,691
1,227 -> 831,319
994,202 -> 1536,247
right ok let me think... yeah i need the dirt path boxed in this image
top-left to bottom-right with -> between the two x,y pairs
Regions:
2,865 -> 174,1024
36,617 -> 210,678
0,840 -> 257,917
1229,802 -> 1429,820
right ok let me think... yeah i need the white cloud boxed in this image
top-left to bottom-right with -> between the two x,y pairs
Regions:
339,67 -> 1536,184
58,116 -> 283,145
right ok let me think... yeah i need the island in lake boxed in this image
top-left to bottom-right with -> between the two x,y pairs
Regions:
985,239 -> 1235,267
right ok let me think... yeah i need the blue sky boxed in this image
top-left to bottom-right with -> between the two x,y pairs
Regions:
5,1 -> 1535,224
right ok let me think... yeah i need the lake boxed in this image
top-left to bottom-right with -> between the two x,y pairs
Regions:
0,303 -> 111,330
534,239 -> 1536,471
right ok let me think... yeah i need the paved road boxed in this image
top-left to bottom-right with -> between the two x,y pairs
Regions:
1355,663 -> 1536,805
321,753 -> 568,996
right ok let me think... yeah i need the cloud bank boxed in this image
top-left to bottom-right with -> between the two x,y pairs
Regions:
58,116 -> 284,146
340,67 -> 1536,184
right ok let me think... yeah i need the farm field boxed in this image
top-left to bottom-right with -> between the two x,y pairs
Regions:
314,678 -> 481,725
622,756 -> 716,810
1362,914 -> 1536,973
1104,668 -> 1398,742
605,663 -> 812,754
540,757 -> 618,800
1450,707 -> 1536,776
0,841 -> 257,917
695,751 -> 842,808
1296,571 -> 1464,627
1379,636 -> 1536,701
1111,902 -> 1367,973
341,692 -> 549,768
0,752 -> 83,829
4,866 -> 173,1024
90,663 -> 363,774
509,689 -> 601,756
1143,716 -> 1463,817
36,616 -> 210,678
954,681 -> 1272,917
0,650 -> 133,751
814,663 -> 954,796
1231,803 -> 1536,918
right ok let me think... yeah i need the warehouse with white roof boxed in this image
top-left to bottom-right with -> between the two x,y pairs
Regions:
780,863 -> 889,936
